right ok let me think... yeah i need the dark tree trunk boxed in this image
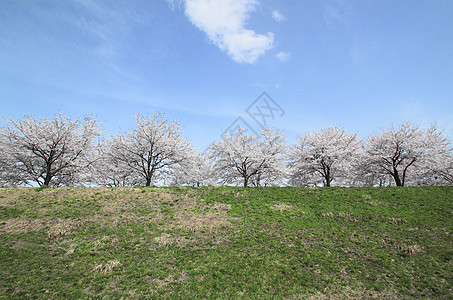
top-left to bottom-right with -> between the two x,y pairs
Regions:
145,161 -> 153,187
43,174 -> 52,186
324,168 -> 331,187
145,171 -> 153,187
43,164 -> 52,186
392,168 -> 403,186
243,177 -> 248,187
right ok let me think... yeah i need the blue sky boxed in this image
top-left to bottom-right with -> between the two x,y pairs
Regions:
1,0 -> 452,150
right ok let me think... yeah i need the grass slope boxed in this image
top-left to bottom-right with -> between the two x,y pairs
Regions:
0,186 -> 452,299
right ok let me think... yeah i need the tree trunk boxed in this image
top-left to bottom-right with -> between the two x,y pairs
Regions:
243,177 -> 248,187
43,174 -> 52,186
324,168 -> 331,187
43,164 -> 52,186
392,168 -> 403,186
145,175 -> 152,187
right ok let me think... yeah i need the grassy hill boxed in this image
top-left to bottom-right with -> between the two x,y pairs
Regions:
0,186 -> 452,299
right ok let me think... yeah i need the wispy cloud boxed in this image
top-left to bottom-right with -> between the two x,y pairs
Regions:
78,87 -> 244,119
58,0 -> 135,60
183,0 -> 274,63
272,10 -> 285,22
323,1 -> 351,29
166,0 -> 184,11
276,51 -> 291,62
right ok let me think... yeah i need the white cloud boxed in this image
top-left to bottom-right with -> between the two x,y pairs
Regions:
272,10 -> 285,22
184,0 -> 274,63
276,51 -> 291,62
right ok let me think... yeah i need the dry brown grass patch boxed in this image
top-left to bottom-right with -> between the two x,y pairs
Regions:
92,260 -> 122,274
321,212 -> 334,218
173,211 -> 232,233
47,218 -> 81,237
169,197 -> 236,234
270,202 -> 294,212
389,217 -> 405,224
153,233 -> 190,247
337,212 -> 358,222
0,218 -> 47,234
0,217 -> 81,237
0,187 -> 33,207
1,188 -> 239,250
148,270 -> 188,288
152,195 -> 239,247
0,190 -> 17,206
395,243 -> 423,255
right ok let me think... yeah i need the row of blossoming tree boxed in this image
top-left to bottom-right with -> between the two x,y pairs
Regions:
0,113 -> 452,187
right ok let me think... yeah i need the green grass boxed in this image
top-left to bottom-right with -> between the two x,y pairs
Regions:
0,186 -> 452,299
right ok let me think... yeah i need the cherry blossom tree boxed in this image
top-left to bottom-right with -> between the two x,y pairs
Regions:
208,126 -> 287,187
250,128 -> 288,186
0,113 -> 102,187
349,150 -> 393,187
88,139 -> 142,187
164,149 -> 215,187
420,125 -> 453,185
0,135 -> 22,186
435,152 -> 453,185
105,113 -> 192,187
289,126 -> 362,187
365,123 -> 451,187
